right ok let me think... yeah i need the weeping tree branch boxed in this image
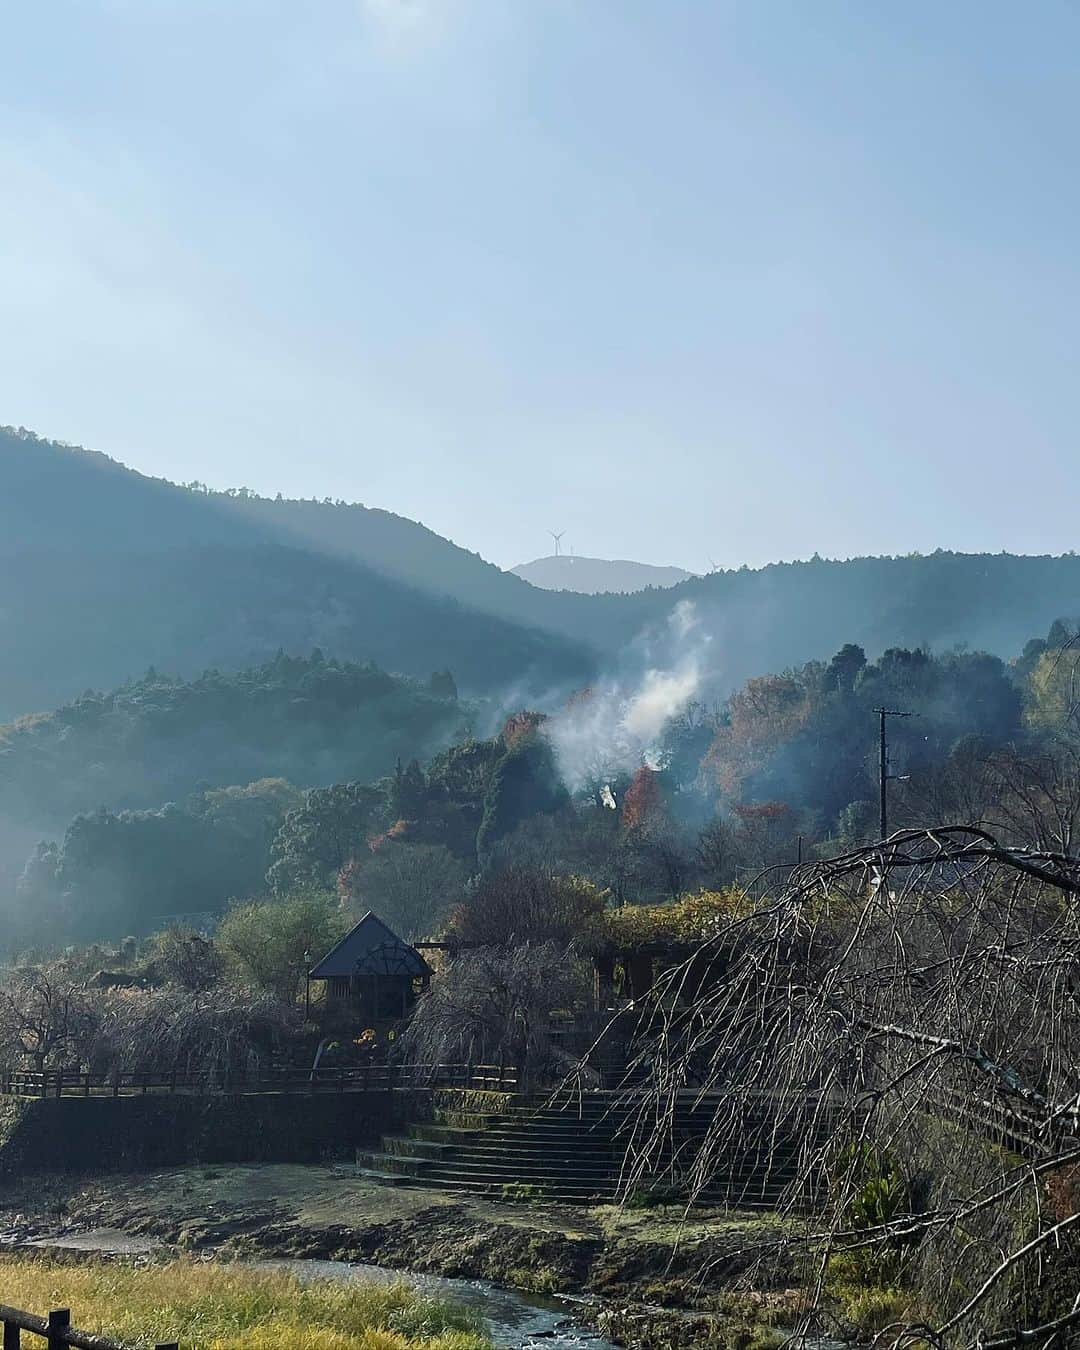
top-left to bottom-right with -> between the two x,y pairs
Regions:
604,828 -> 1080,1348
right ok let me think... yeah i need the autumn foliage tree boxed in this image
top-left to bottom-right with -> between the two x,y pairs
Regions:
702,671 -> 817,801
621,766 -> 666,834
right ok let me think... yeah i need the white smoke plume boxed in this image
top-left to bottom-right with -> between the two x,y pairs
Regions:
546,600 -> 710,793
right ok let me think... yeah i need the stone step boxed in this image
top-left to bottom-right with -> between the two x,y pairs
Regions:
355,1168 -> 411,1187
463,1125 -> 621,1141
377,1142 -> 793,1175
491,1107 -> 777,1128
382,1136 -> 452,1158
439,1145 -> 619,1163
388,1091 -> 813,1209
355,1152 -> 436,1178
420,1162 -> 796,1189
496,1125 -> 623,1136
409,1124 -> 484,1144
420,1157 -> 621,1178
498,1108 -> 788,1125
431,1110 -> 508,1129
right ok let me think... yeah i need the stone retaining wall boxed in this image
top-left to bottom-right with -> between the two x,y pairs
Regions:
0,1089 -> 420,1176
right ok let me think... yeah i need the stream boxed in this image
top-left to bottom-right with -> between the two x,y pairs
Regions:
29,1231 -> 618,1350
257,1258 -> 617,1349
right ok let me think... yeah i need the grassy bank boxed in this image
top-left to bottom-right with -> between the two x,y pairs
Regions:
0,1254 -> 488,1350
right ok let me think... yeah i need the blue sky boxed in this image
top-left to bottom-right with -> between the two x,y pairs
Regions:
1,1 -> 1077,570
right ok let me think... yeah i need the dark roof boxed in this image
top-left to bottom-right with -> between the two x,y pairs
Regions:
308,911 -> 430,980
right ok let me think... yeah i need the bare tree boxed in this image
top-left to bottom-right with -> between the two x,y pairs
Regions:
401,942 -> 592,1089
0,962 -> 298,1086
611,827 -> 1080,1348
148,927 -> 224,992
988,744 -> 1080,856
445,866 -> 606,949
86,985 -> 300,1083
0,964 -> 97,1071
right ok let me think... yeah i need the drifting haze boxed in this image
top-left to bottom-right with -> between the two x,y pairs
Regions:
548,601 -> 708,791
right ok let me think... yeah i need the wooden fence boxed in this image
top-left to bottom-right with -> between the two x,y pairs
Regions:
0,1303 -> 176,1349
0,1062 -> 517,1100
933,1084 -> 1080,1158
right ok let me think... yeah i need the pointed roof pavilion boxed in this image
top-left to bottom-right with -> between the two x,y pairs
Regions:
308,911 -> 430,980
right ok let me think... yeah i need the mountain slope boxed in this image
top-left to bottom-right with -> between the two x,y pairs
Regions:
511,555 -> 695,594
0,427 -> 595,718
0,654 -> 464,832
207,477 -> 1080,679
6,425 -> 1080,721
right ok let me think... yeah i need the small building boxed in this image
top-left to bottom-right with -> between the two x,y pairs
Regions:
307,911 -> 431,1022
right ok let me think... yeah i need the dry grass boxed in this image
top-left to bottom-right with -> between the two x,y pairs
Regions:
0,1254 -> 488,1350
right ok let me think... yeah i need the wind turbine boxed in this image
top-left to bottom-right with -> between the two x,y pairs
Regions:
550,530 -> 565,558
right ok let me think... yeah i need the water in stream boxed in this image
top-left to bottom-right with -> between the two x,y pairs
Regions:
29,1231 -> 618,1350
255,1259 -> 617,1350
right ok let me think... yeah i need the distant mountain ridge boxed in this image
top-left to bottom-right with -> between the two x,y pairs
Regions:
511,554 -> 696,594
0,426 -> 595,718
4,425 -> 1080,726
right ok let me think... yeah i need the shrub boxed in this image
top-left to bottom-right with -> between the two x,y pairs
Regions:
217,892 -> 344,1003
498,1181 -> 550,1203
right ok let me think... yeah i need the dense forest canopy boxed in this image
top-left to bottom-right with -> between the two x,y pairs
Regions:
6,617 -> 1080,951
0,652 -> 465,830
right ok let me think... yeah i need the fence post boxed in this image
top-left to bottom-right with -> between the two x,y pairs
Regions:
3,1316 -> 21,1348
46,1309 -> 70,1350
83,1072 -> 90,1098
54,1072 -> 62,1100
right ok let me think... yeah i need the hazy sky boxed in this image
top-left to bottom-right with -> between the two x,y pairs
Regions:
1,2 -> 1078,571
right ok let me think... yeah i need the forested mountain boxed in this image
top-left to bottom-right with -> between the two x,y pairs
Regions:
0,652 -> 470,921
0,427 -> 594,718
195,477 -> 1080,674
0,653 -> 466,833
511,555 -> 695,594
12,616 -> 1078,950
5,425 -> 1080,727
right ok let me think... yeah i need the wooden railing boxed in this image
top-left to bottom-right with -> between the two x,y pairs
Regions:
0,1062 -> 518,1100
0,1303 -> 176,1349
933,1084 -> 1079,1158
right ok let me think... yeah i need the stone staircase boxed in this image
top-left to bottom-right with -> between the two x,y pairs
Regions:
356,1091 -> 813,1207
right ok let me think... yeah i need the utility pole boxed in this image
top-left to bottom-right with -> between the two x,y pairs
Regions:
874,707 -> 912,839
